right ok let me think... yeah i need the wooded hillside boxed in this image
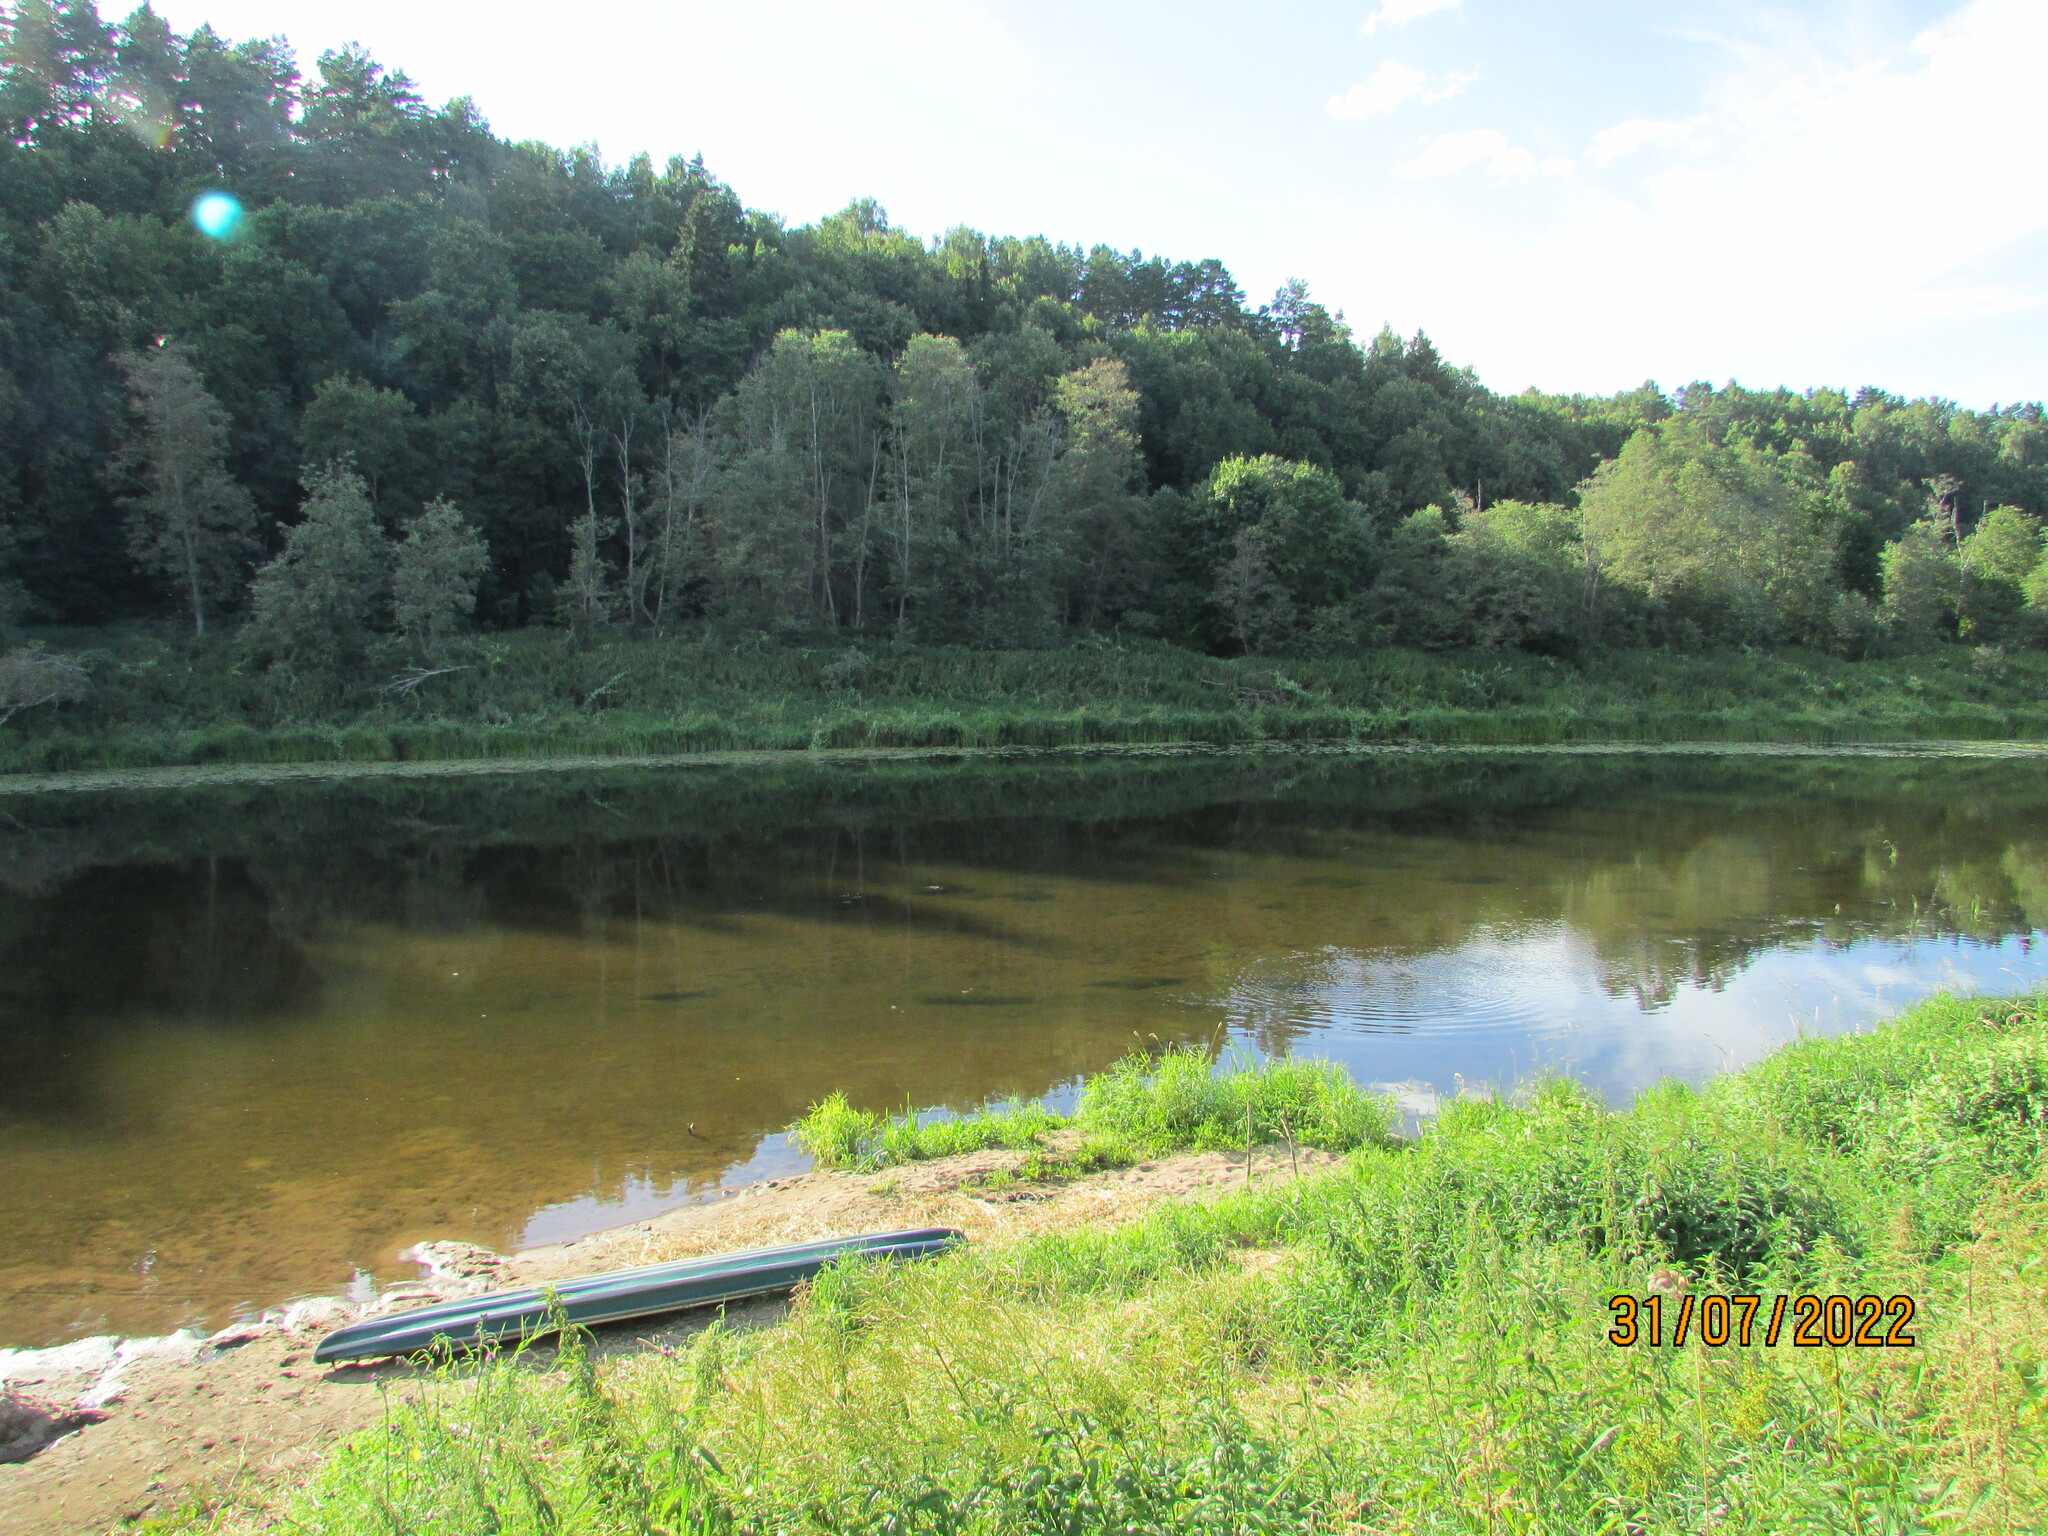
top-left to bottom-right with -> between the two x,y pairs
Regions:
3,1 -> 2045,664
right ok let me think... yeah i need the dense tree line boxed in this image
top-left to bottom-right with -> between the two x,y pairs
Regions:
3,1 -> 2045,671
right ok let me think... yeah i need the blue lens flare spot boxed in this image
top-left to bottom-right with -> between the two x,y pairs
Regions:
190,191 -> 243,240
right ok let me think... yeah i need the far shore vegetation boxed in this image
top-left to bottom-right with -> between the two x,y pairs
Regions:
6,632 -> 2048,775
5,6 -> 2048,773
168,989 -> 2048,1534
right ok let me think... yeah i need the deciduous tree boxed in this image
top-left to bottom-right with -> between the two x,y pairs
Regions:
112,345 -> 258,639
393,498 -> 488,655
246,464 -> 389,667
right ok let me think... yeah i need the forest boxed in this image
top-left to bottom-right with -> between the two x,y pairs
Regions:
3,0 -> 2047,749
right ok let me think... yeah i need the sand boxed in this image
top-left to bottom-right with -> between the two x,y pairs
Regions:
0,1138 -> 1337,1535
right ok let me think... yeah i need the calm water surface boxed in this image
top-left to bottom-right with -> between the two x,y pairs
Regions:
4,748 -> 2047,1346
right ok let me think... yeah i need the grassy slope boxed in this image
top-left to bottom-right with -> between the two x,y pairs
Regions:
10,629 -> 2048,773
187,991 -> 2048,1535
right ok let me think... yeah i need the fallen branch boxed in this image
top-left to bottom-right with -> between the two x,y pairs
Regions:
0,648 -> 91,728
373,664 -> 470,698
583,670 -> 628,709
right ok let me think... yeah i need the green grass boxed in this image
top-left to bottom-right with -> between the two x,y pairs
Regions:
11,627 -> 2048,773
789,1050 -> 1397,1172
174,991 -> 2048,1534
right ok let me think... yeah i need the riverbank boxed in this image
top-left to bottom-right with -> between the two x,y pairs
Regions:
7,734 -> 2048,799
6,631 -> 2048,775
0,1136 -> 1337,1534
5,992 -> 2046,1533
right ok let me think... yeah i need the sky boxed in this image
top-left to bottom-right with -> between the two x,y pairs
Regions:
141,0 -> 2048,407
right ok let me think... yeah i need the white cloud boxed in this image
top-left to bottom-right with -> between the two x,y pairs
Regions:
1326,62 -> 1428,119
1395,130 -> 1568,179
1360,0 -> 1461,37
1587,117 -> 1692,167
1422,70 -> 1478,104
1396,128 -> 1506,176
1320,0 -> 2048,398
1328,63 -> 1474,121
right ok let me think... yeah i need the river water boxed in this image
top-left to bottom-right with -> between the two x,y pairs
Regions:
3,746 -> 2046,1347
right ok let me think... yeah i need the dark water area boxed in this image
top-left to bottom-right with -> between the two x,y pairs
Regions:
3,747 -> 2047,1347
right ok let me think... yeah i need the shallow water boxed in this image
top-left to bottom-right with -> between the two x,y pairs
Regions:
3,747 -> 2046,1346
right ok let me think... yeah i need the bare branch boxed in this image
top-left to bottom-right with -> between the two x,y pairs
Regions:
0,649 -> 92,729
372,665 -> 469,699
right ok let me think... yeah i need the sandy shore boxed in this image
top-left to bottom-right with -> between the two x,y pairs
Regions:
0,1139 -> 1338,1535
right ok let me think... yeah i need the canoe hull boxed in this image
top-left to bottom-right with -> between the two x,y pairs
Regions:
312,1227 -> 963,1364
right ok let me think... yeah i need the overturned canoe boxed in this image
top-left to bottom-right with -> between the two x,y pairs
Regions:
312,1227 -> 964,1364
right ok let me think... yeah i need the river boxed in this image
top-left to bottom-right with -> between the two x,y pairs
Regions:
2,745 -> 2045,1346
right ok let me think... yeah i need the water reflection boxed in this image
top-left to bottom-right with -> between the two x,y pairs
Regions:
2,749 -> 2046,1345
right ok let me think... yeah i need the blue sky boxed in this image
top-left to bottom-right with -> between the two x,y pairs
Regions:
146,0 -> 2046,406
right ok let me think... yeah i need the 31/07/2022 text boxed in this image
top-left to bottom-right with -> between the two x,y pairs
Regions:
1608,1294 -> 1918,1349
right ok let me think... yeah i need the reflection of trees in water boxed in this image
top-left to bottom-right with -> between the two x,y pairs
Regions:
4,753 -> 2048,1110
0,860 -> 314,1120
0,819 -> 100,898
1567,814 -> 2048,1009
6,751 -> 2048,1343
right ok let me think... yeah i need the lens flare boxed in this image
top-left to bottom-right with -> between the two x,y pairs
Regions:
190,191 -> 243,241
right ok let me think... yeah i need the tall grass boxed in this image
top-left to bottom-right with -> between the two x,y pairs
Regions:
189,993 -> 2048,1533
12,627 -> 2048,773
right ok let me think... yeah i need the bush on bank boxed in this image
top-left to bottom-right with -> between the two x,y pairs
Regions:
199,992 -> 2048,1534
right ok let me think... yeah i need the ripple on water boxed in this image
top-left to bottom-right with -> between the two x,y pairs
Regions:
1221,925 -> 1591,1039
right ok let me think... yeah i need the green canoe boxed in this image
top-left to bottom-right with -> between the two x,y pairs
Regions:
312,1227 -> 964,1363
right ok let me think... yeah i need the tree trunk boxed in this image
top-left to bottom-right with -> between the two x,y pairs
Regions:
183,527 -> 205,639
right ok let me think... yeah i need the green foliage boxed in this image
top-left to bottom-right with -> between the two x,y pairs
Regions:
391,497 -> 488,655
1439,499 -> 1593,652
789,1093 -> 1075,1173
1962,505 -> 2044,589
1880,518 -> 1960,648
0,642 -> 90,727
299,375 -> 426,513
5,5 -> 2045,669
1961,505 -> 2046,643
1200,455 -> 1374,652
252,991 -> 2048,1536
1076,1047 -> 1394,1153
790,1049 -> 1393,1173
1579,424 -> 1838,646
9,630 -> 2048,774
112,345 -> 258,639
244,465 -> 390,671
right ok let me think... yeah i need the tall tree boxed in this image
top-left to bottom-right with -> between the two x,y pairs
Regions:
0,0 -> 114,139
887,334 -> 978,635
1579,425 -> 1838,644
1046,357 -> 1145,628
648,407 -> 712,634
712,330 -> 883,633
1878,519 -> 1958,648
392,497 -> 487,655
300,374 -> 425,515
246,463 -> 389,666
1197,455 -> 1374,649
112,345 -> 258,638
560,507 -> 615,644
